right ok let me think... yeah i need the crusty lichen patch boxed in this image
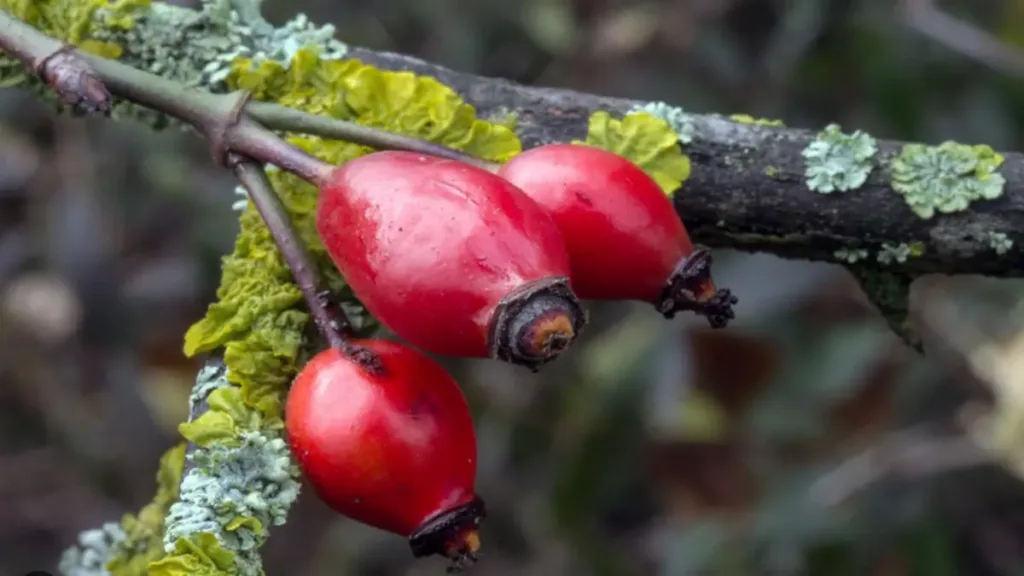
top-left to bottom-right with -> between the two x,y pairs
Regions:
987,231 -> 1014,255
834,248 -> 869,264
802,124 -> 877,193
890,141 -> 1006,219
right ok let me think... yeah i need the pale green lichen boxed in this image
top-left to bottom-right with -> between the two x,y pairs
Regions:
81,0 -> 347,125
729,113 -> 784,127
59,522 -> 127,576
188,361 -> 231,412
157,363 -> 299,576
890,141 -> 1006,219
877,243 -> 911,264
834,248 -> 869,264
162,431 -> 300,575
876,241 -> 925,265
629,101 -> 696,144
105,0 -> 346,87
987,231 -> 1014,255
802,124 -> 877,193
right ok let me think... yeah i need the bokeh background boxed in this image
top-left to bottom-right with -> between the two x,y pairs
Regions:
2,0 -> 1024,574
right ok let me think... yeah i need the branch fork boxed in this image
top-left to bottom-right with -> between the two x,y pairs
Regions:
229,156 -> 381,371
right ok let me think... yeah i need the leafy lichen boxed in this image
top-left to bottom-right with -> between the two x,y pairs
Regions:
987,231 -> 1014,255
890,141 -> 1006,219
629,101 -> 696,144
577,110 -> 691,195
802,124 -> 877,193
729,113 -> 785,127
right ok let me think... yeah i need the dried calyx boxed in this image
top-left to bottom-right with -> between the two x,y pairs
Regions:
488,277 -> 587,371
657,247 -> 737,328
408,497 -> 487,573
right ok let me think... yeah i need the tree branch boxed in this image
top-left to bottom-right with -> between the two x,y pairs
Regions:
4,6 -> 1020,279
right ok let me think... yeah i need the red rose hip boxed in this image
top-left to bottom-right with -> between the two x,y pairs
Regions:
496,143 -> 737,327
316,150 -> 586,369
286,341 -> 484,569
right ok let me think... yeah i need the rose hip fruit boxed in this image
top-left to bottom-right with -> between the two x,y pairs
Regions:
496,143 -> 737,327
286,341 -> 484,570
316,150 -> 586,370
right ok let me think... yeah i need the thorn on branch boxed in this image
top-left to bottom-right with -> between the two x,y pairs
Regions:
34,45 -> 111,114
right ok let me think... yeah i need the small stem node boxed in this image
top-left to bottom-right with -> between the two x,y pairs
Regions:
208,90 -> 253,167
34,43 -> 110,114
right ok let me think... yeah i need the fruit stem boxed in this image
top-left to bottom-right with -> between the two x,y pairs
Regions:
232,157 -> 367,358
246,100 -> 501,172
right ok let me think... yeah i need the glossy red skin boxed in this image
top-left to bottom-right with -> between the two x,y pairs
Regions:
497,143 -> 694,302
316,151 -> 571,358
286,340 -> 478,536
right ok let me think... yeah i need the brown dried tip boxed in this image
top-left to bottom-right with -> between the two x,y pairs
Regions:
488,277 -> 587,371
35,46 -> 111,115
656,247 -> 738,328
409,497 -> 486,573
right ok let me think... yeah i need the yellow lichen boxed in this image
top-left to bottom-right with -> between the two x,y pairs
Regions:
0,0 -> 144,57
729,113 -> 785,127
576,110 -> 691,195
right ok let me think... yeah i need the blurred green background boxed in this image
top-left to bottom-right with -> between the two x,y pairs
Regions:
2,0 -> 1024,574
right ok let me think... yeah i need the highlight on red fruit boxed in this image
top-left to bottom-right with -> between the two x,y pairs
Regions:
496,143 -> 737,328
285,341 -> 484,571
316,150 -> 586,370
